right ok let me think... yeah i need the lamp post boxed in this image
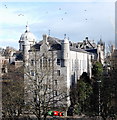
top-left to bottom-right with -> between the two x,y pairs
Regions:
97,80 -> 101,119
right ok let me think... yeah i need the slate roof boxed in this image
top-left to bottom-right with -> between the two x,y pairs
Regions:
37,36 -> 62,45
70,47 -> 88,53
85,49 -> 97,54
13,52 -> 23,61
31,36 -> 97,54
31,36 -> 62,51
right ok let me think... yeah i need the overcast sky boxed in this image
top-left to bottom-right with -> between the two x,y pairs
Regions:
0,0 -> 116,49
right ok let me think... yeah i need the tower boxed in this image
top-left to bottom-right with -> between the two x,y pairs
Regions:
62,34 -> 70,67
97,39 -> 105,65
19,25 -> 36,65
62,34 -> 71,107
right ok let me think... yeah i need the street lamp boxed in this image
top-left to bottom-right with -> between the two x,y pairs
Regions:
97,80 -> 101,119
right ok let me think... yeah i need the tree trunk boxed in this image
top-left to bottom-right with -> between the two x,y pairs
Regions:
44,113 -> 47,120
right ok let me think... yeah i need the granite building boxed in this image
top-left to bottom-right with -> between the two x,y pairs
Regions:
18,25 -> 105,112
15,24 -> 107,117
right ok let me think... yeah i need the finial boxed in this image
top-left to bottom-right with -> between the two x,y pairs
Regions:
64,34 -> 66,39
26,21 -> 29,32
48,29 -> 50,36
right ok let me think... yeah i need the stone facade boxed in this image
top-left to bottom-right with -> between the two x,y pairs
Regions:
73,37 -> 105,65
18,25 -> 105,112
20,32 -> 92,110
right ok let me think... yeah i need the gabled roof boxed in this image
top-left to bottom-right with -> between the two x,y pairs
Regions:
30,36 -> 98,54
31,36 -> 62,51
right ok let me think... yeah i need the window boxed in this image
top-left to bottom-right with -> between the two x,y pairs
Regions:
43,57 -> 47,68
2,68 -> 6,73
91,55 -> 93,62
54,90 -> 57,96
57,70 -> 60,76
57,59 -> 60,65
61,59 -> 64,67
30,70 -> 34,76
72,59 -> 74,71
40,59 -> 42,69
80,60 -> 82,70
54,80 -> 57,86
48,59 -> 51,67
31,59 -> 34,66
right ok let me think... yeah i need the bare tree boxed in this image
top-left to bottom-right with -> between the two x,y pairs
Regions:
24,48 -> 69,120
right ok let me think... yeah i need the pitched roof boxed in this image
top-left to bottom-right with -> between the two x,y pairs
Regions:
30,36 -> 97,54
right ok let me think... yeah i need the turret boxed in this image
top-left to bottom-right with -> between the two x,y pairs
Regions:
97,39 -> 105,65
62,34 -> 70,67
43,34 -> 48,44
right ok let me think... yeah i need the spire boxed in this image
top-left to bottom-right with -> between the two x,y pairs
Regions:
25,22 -> 29,32
64,34 -> 66,39
48,29 -> 50,36
63,34 -> 69,43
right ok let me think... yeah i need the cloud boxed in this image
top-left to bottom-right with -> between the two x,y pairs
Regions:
0,2 -> 115,49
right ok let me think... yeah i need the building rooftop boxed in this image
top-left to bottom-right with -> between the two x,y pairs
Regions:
30,36 -> 97,54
